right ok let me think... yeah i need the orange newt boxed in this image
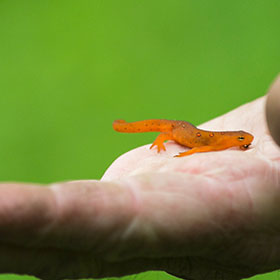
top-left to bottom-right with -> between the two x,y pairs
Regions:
113,119 -> 254,157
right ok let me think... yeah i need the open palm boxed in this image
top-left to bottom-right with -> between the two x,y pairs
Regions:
102,95 -> 280,279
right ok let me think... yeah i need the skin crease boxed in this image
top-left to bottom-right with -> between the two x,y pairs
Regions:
0,77 -> 280,280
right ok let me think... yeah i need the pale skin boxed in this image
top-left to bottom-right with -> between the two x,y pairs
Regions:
1,76 -> 280,280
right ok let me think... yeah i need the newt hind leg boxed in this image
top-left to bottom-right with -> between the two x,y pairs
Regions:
150,132 -> 174,153
175,146 -> 216,157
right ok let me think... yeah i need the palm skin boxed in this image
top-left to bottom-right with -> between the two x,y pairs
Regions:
0,77 -> 280,280
102,95 -> 280,280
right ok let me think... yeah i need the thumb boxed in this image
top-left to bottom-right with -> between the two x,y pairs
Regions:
266,74 -> 280,147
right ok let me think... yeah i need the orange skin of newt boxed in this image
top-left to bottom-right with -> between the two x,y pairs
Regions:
113,119 -> 254,157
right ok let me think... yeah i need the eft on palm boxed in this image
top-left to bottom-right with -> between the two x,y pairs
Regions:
113,119 -> 254,157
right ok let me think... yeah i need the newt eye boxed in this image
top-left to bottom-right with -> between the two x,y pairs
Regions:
238,136 -> 245,141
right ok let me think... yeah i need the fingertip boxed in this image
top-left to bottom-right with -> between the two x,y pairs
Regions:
265,74 -> 280,147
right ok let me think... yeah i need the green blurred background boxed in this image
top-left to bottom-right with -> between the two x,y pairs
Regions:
0,0 -> 279,279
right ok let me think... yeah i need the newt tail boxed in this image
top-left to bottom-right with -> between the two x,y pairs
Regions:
113,119 -> 179,133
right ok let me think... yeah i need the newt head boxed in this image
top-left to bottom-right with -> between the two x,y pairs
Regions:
236,131 -> 254,150
215,130 -> 254,151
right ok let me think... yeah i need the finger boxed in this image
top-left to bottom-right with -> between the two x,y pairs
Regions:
0,181 -> 135,250
0,181 -> 150,279
266,74 -> 280,147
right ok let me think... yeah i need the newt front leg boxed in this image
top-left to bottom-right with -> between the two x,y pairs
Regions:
150,132 -> 174,152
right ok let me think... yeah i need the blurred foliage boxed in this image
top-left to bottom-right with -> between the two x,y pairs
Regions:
0,0 -> 279,279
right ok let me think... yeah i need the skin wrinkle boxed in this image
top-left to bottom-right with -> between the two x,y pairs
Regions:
58,183 -> 111,248
115,178 -> 160,257
48,181 -> 142,255
119,175 -> 199,257
50,182 -> 100,248
36,184 -> 63,246
119,177 -> 163,246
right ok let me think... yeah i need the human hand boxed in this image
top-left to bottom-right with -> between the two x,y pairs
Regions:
1,76 -> 280,280
102,75 -> 280,279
